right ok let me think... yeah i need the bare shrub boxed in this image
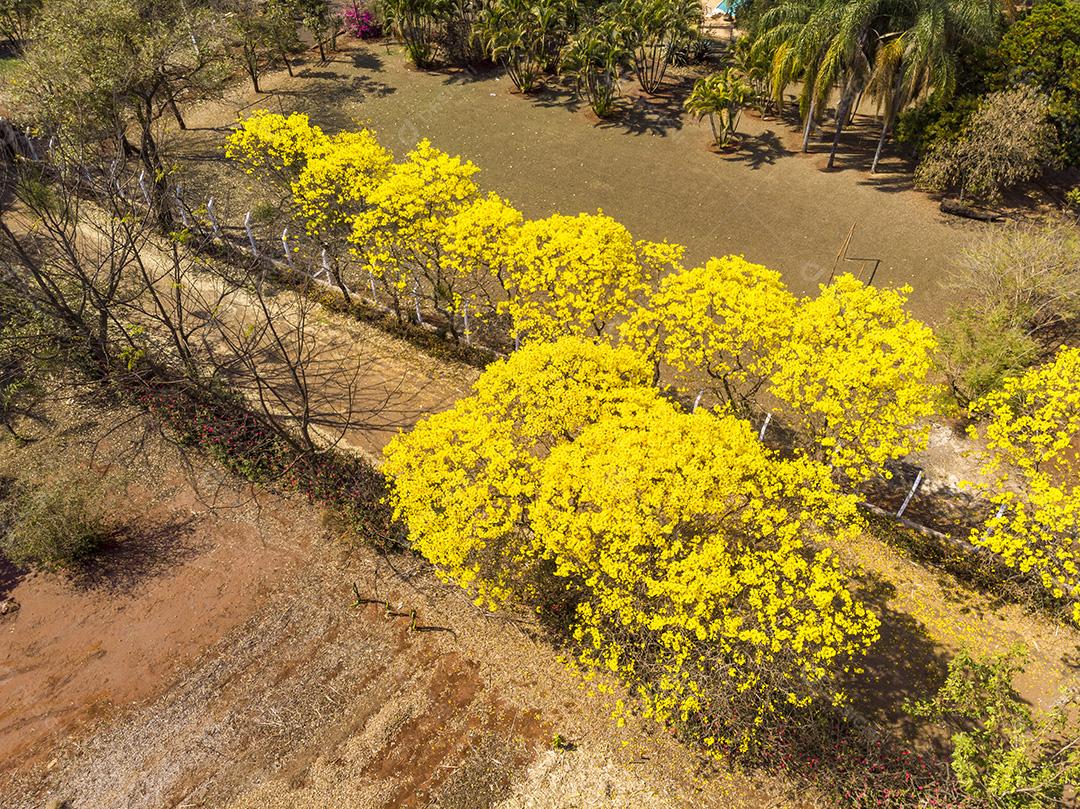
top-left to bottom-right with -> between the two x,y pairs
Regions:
940,221 -> 1080,403
916,87 -> 1060,204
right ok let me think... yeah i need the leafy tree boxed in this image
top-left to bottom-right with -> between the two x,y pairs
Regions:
618,0 -> 701,94
561,17 -> 627,118
13,0 -> 228,227
226,0 -> 300,92
967,346 -> 1080,620
685,68 -> 752,148
938,221 -> 1080,402
769,273 -> 940,483
937,305 -> 1039,406
915,86 -> 1060,203
499,212 -> 680,342
621,255 -> 796,409
293,0 -> 339,61
0,0 -> 40,53
910,646 -> 1080,807
265,0 -> 305,76
994,0 -> 1080,166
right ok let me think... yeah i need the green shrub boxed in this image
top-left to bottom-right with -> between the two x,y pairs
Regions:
895,94 -> 981,159
938,305 -> 1039,406
0,471 -> 112,571
909,646 -> 1080,808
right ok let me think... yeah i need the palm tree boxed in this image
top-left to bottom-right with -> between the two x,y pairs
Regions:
618,0 -> 701,95
759,0 -> 891,168
686,68 -> 753,147
562,18 -> 628,117
865,0 -> 998,173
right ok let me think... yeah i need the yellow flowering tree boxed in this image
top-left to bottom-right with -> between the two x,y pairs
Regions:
224,109 -> 329,186
968,346 -> 1080,619
385,337 -> 878,749
438,192 -> 524,340
290,129 -> 393,240
383,337 -> 658,608
500,212 -> 682,342
350,139 -> 481,329
533,400 -> 877,750
768,273 -> 940,483
621,255 -> 796,408
225,111 -> 393,301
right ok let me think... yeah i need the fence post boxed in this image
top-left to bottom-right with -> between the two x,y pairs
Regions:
463,301 -> 471,344
758,412 -> 773,441
175,184 -> 190,228
138,171 -> 151,207
412,281 -> 423,325
984,502 -> 1008,538
692,390 -> 704,412
319,247 -> 332,283
281,228 -> 293,268
244,211 -> 259,257
206,197 -> 221,239
896,468 -> 924,519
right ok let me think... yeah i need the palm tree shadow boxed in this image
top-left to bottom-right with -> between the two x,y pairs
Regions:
727,128 -> 790,169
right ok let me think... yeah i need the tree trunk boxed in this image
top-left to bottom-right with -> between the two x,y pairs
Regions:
165,89 -> 186,131
827,89 -> 854,169
801,98 -> 816,153
281,51 -> 294,76
137,103 -> 175,232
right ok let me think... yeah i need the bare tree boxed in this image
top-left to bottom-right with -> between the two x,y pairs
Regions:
916,87 -> 1060,204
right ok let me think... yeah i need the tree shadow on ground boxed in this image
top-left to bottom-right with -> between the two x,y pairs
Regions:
596,76 -> 699,137
724,128 -> 789,169
69,514 -> 205,595
526,81 -> 586,116
0,558 -> 26,602
351,49 -> 386,72
440,63 -> 502,86
845,572 -> 951,734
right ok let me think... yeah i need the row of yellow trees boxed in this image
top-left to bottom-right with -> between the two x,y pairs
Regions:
225,111 -> 1080,744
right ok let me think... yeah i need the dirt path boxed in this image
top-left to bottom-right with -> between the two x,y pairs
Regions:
174,38 -> 984,323
1,426 -> 774,808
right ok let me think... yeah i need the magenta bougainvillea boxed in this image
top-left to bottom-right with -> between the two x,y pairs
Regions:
344,4 -> 381,39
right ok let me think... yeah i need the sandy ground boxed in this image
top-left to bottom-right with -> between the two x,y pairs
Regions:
171,38 -> 985,324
